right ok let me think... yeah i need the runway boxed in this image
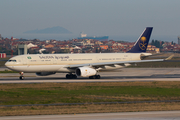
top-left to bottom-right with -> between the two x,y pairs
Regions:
0,111 -> 180,120
1,68 -> 180,83
1,78 -> 180,84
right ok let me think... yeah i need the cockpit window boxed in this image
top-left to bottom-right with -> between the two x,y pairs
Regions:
8,60 -> 17,62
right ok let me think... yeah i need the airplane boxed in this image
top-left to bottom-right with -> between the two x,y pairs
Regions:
5,27 -> 168,80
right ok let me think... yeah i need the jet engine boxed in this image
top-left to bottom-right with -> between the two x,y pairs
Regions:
140,53 -> 152,60
75,67 -> 97,77
36,72 -> 56,76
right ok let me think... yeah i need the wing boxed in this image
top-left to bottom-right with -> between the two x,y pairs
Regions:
65,59 -> 164,69
65,54 -> 173,69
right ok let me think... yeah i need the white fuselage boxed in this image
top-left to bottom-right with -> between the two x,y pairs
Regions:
5,53 -> 144,73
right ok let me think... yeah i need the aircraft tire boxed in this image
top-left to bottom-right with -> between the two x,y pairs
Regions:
66,74 -> 70,79
19,76 -> 24,80
73,75 -> 77,79
89,76 -> 93,79
96,75 -> 101,79
66,74 -> 77,79
89,75 -> 101,79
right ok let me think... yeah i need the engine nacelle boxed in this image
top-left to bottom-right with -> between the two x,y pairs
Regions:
36,72 -> 56,76
75,67 -> 97,77
140,53 -> 152,60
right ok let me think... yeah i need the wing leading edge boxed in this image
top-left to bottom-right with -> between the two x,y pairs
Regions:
65,54 -> 174,69
65,58 -> 165,69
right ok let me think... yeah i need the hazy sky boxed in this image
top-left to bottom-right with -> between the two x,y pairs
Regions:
1,0 -> 180,42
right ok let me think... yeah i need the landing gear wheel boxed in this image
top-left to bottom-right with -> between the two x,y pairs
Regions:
73,74 -> 77,79
19,76 -> 24,80
95,75 -> 101,79
89,76 -> 94,79
89,75 -> 101,79
19,72 -> 24,80
66,74 -> 70,79
66,74 -> 77,79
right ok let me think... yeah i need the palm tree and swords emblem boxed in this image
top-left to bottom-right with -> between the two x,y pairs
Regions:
139,36 -> 147,50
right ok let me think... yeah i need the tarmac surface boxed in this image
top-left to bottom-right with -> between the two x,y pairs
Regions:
0,111 -> 180,120
1,68 -> 180,83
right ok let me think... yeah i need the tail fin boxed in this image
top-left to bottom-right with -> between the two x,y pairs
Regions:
127,27 -> 153,53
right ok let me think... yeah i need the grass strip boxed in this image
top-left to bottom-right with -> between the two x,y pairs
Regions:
0,82 -> 180,105
0,81 -> 180,116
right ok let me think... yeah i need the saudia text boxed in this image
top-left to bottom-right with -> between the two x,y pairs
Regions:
39,56 -> 69,60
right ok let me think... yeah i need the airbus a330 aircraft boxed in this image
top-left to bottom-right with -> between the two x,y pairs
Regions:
5,27 -> 167,80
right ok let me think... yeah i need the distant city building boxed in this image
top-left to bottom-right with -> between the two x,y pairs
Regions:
0,53 -> 6,58
0,34 -> 2,40
45,44 -> 54,48
147,45 -> 160,53
100,45 -> 108,50
27,43 -> 37,49
73,42 -> 84,46
178,36 -> 180,45
18,44 -> 27,55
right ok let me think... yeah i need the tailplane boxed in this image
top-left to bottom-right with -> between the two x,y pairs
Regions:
127,27 -> 153,53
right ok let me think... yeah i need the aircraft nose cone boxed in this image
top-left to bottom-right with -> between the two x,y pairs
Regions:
5,61 -> 11,69
5,61 -> 8,67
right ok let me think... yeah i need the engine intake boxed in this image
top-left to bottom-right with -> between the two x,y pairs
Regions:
75,67 -> 97,77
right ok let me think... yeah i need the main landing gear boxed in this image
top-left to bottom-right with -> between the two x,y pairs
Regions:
19,72 -> 24,80
65,74 -> 101,79
66,74 -> 77,79
89,75 -> 101,79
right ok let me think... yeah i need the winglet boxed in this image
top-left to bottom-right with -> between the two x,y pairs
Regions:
127,27 -> 153,53
165,54 -> 174,60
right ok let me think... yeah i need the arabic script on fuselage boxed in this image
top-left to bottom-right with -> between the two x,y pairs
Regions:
39,55 -> 69,60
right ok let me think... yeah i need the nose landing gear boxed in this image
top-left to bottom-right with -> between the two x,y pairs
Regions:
19,72 -> 24,80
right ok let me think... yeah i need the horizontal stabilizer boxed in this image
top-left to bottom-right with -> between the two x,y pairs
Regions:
165,54 -> 174,60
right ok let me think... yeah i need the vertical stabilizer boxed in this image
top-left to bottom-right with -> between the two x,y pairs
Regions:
127,27 -> 153,53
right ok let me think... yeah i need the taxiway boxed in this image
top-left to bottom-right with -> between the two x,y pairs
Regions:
0,68 -> 180,83
0,111 -> 180,120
